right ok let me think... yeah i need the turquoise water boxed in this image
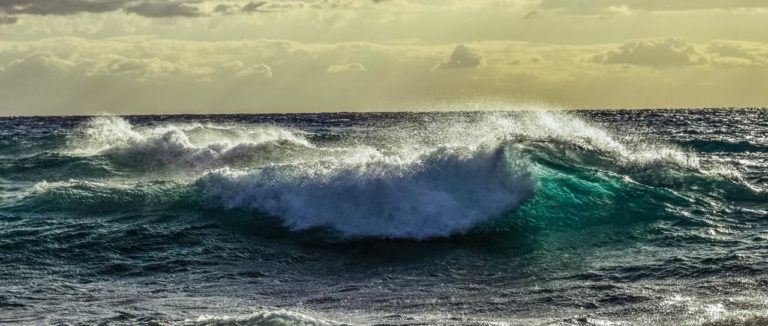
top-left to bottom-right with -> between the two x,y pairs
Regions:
1,109 -> 767,325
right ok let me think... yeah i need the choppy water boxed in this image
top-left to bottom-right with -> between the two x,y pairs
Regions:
1,109 -> 767,325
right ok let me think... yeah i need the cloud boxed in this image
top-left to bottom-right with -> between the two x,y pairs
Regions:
213,4 -> 233,13
124,1 -> 202,18
241,1 -> 267,12
706,41 -> 764,60
326,62 -> 366,73
210,1 -> 309,15
0,48 -> 213,81
705,40 -> 768,68
235,63 -> 273,79
594,38 -> 705,67
4,52 -> 78,76
0,15 -> 17,24
0,0 -> 369,19
0,0 -> 203,18
0,0 -> 128,15
435,45 -> 483,69
522,11 -> 538,19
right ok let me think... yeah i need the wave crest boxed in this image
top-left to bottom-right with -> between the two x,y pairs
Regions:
198,143 -> 534,239
67,115 -> 313,170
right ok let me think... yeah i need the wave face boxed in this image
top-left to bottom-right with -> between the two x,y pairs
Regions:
2,109 -> 768,325
198,144 -> 533,239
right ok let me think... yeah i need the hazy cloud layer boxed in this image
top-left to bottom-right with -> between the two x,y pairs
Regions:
2,2 -> 768,114
1,37 -> 767,115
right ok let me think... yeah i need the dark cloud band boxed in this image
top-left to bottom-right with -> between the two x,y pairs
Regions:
0,0 -> 202,18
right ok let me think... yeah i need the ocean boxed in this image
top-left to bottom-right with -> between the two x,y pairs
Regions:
1,109 -> 767,325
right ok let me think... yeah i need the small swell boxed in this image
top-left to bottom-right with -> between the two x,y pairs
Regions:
4,180 -> 194,213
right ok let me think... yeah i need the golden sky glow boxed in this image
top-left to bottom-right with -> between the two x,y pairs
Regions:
1,0 -> 768,115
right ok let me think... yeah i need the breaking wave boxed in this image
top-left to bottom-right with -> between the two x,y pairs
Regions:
5,111 -> 761,239
198,143 -> 534,239
66,115 -> 315,171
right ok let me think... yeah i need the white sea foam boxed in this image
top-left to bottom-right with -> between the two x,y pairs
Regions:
67,112 -> 703,172
67,115 -> 314,170
199,143 -> 534,239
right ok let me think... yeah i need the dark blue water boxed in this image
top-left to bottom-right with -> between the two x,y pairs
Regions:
1,109 -> 767,325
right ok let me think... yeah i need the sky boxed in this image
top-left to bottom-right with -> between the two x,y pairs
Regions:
1,0 -> 768,115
